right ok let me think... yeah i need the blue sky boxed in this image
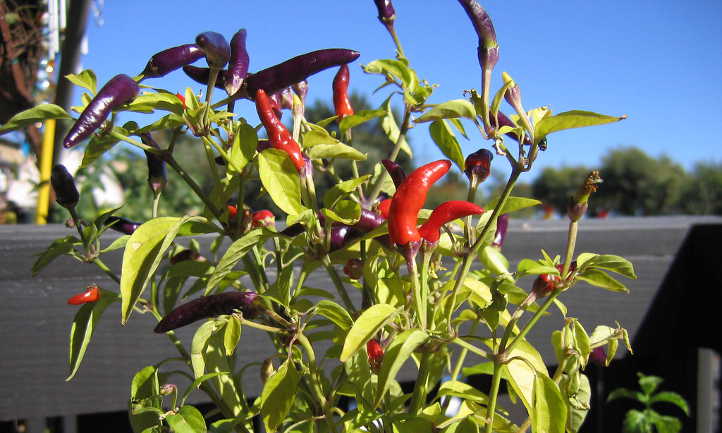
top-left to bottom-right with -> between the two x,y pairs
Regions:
76,0 -> 722,179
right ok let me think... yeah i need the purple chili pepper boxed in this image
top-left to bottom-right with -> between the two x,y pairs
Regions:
245,49 -> 360,97
373,0 -> 396,22
281,222 -> 305,237
224,29 -> 250,95
590,346 -> 607,366
51,164 -> 79,209
354,209 -> 386,232
458,0 -> 499,116
491,214 -> 508,248
139,133 -> 167,194
141,44 -> 204,79
63,74 -> 140,148
381,159 -> 406,188
330,224 -> 351,251
182,65 -> 227,90
464,148 -> 493,183
195,31 -> 231,69
155,291 -> 259,333
106,216 -> 141,235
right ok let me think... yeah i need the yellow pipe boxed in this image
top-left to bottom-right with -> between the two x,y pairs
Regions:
35,119 -> 56,224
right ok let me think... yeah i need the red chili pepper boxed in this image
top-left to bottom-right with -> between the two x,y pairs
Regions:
367,338 -> 384,372
418,201 -> 484,243
378,198 -> 393,219
333,64 -> 354,119
255,89 -> 305,171
464,148 -> 493,183
532,262 -> 577,297
343,258 -> 363,280
252,210 -> 275,228
67,285 -> 100,305
387,160 -> 451,245
227,205 -> 238,219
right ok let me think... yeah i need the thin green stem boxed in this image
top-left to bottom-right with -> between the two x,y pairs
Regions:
409,353 -> 431,414
506,291 -> 559,354
92,258 -> 120,284
562,221 -> 579,276
484,362 -> 503,433
322,255 -> 356,313
203,135 -> 244,173
409,258 -> 426,329
367,107 -> 412,203
68,207 -> 88,250
165,155 -> 222,220
420,250 -> 432,328
202,68 -> 219,131
152,191 -> 161,218
296,333 -> 338,433
388,25 -> 406,59
238,317 -> 283,334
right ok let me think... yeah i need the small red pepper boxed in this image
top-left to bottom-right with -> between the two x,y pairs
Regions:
367,338 -> 384,372
464,148 -> 493,183
418,200 -> 484,243
343,258 -> 363,280
252,210 -> 275,228
67,285 -> 100,305
255,89 -> 305,171
387,160 -> 451,245
227,205 -> 238,219
532,262 -> 577,297
378,198 -> 393,219
332,64 -> 354,119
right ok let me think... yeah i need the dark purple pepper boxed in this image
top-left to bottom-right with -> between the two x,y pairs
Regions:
63,74 -> 140,148
224,29 -> 250,95
330,224 -> 351,251
464,148 -> 493,183
590,347 -> 607,366
343,258 -> 364,279
195,31 -> 231,69
141,44 -> 204,79
491,213 -> 508,248
381,159 -> 406,188
155,291 -> 259,333
182,65 -> 227,90
139,133 -> 167,194
354,209 -> 386,232
245,49 -> 361,97
170,249 -> 201,265
373,0 -> 396,22
50,164 -> 79,209
281,222 -> 305,238
106,216 -> 141,235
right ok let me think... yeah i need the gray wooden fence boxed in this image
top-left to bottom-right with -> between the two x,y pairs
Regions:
1,216 -> 720,432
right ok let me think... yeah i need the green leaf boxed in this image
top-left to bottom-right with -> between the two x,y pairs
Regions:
577,268 -> 629,293
80,128 -> 122,168
180,372 -> 226,406
127,92 -> 184,115
206,229 -> 267,294
223,316 -> 242,356
375,329 -> 428,406
227,122 -> 257,175
534,110 -> 627,145
441,418 -> 479,433
561,373 -> 591,433
302,127 -> 341,147
437,381 -> 489,404
573,320 -> 591,366
650,391 -> 689,416
532,374 -> 567,433
0,104 -> 72,133
363,59 -> 417,92
622,409 -> 648,433
580,254 -> 637,279
339,109 -> 386,135
121,216 -> 215,324
67,290 -> 119,380
498,196 -> 541,214
416,99 -> 476,123
638,373 -> 664,396
138,113 -> 185,133
480,246 -> 509,275
258,149 -> 305,215
323,200 -> 361,225
129,365 -> 162,433
260,359 -> 300,432
648,411 -> 682,433
315,300 -> 354,332
307,142 -> 366,161
190,320 -> 216,379
65,69 -> 97,94
323,175 -> 370,208
516,259 -> 559,276
429,120 -> 465,171
607,388 -> 637,403
32,235 -> 79,276
502,339 -> 548,412
101,235 -> 129,253
340,304 -> 397,362
165,405 -> 207,433
380,96 -> 412,157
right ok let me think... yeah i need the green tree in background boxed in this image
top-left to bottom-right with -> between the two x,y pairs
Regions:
679,162 -> 722,215
532,166 -> 592,214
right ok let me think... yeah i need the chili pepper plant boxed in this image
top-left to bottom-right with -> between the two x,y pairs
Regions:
9,1 -> 637,432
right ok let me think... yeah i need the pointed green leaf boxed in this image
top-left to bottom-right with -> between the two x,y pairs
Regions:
323,175 -> 370,208
340,304 -> 397,362
573,320 -> 591,366
206,229 -> 267,294
223,316 -> 242,356
67,290 -> 119,380
65,69 -> 97,94
127,92 -> 185,115
650,391 -> 689,416
190,320 -> 216,379
380,96 -> 412,157
429,120 -> 465,171
638,373 -> 664,396
580,254 -> 637,279
0,104 -> 72,133
532,374 -> 567,433
622,409 -> 648,433
165,405 -> 207,433
80,128 -> 121,168
648,412 -> 682,433
497,196 -> 542,215
577,268 -> 629,293
129,365 -> 162,433
180,372 -> 226,406
534,110 -> 627,145
323,200 -> 361,225
307,142 -> 366,161
339,109 -> 386,135
260,359 -> 300,432
375,329 -> 428,406
415,99 -> 476,123
32,235 -> 80,276
315,300 -> 354,332
516,259 -> 559,276
258,149 -> 305,215
227,122 -> 257,175
437,381 -> 489,404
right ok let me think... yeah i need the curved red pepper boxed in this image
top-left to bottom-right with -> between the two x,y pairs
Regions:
387,160 -> 451,245
367,338 -> 384,372
333,64 -> 354,119
418,200 -> 484,243
255,89 -> 305,171
67,285 -> 100,305
252,209 -> 275,228
378,198 -> 392,219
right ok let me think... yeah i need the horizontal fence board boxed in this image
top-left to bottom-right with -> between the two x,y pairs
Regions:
1,216 -> 720,420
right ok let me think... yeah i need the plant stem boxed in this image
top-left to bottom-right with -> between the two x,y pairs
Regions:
483,362 -> 504,433
506,291 -> 560,354
322,255 -> 356,313
92,257 -> 120,284
366,107 -> 412,203
68,207 -> 88,250
297,333 -> 338,433
409,353 -> 431,414
409,257 -> 426,329
165,155 -> 222,221
152,190 -> 161,218
420,250 -> 432,328
562,221 -> 579,276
